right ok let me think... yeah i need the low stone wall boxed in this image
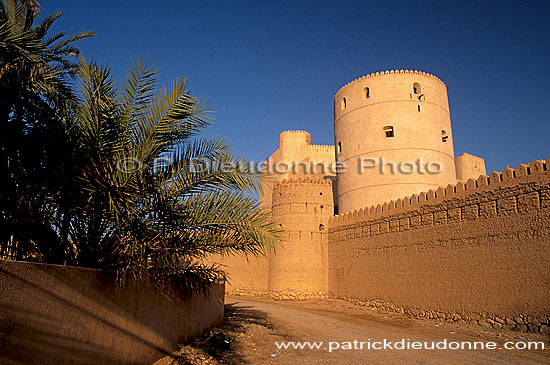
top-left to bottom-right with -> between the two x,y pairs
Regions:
338,297 -> 549,334
0,260 -> 224,364
268,290 -> 332,301
226,287 -> 269,297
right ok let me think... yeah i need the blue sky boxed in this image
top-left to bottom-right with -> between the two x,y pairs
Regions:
44,0 -> 549,173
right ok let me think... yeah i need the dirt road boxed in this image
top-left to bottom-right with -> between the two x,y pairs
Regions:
158,295 -> 550,364
224,296 -> 549,364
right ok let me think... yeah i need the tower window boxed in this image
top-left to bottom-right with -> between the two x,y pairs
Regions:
383,126 -> 394,138
442,130 -> 448,142
341,97 -> 347,110
413,82 -> 421,94
364,87 -> 370,99
418,105 -> 421,112
337,141 -> 342,153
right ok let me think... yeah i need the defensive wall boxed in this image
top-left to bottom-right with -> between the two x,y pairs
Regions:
214,69 -> 549,334
328,158 -> 550,333
0,260 -> 224,364
222,157 -> 550,333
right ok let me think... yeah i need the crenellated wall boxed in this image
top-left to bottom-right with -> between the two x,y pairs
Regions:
328,157 -> 550,333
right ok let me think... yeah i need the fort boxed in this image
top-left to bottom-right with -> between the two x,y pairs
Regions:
212,70 -> 550,334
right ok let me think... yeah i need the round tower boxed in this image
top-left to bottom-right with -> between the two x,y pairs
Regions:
268,177 -> 334,299
334,70 -> 456,213
279,130 -> 311,162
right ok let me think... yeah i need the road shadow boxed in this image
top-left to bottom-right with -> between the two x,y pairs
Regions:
165,301 -> 274,364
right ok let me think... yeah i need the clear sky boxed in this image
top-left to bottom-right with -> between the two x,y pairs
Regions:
44,0 -> 549,173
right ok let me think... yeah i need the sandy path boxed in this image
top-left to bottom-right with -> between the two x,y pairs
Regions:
223,295 -> 550,364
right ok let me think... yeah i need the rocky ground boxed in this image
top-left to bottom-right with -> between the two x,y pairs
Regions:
154,296 -> 550,364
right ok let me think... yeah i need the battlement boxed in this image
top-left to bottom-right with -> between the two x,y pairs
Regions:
274,177 -> 333,189
279,130 -> 312,151
335,69 -> 445,97
329,156 -> 550,226
281,130 -> 311,134
309,144 -> 334,150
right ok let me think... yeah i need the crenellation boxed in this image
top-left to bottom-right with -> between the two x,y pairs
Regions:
455,181 -> 466,193
502,167 -> 515,182
466,178 -> 477,191
396,198 -> 404,210
435,187 -> 446,200
419,192 -> 428,203
477,175 -> 489,187
326,157 -> 549,229
489,171 -> 502,185
411,194 -> 420,207
530,159 -> 546,174
515,164 -> 530,177
334,69 -> 445,97
445,184 -> 456,197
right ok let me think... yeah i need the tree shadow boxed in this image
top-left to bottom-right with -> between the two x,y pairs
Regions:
166,302 -> 274,364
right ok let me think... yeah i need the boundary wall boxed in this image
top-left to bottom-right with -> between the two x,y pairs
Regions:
328,158 -> 550,333
0,260 -> 224,364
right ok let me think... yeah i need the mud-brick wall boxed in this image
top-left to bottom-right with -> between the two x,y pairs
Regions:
210,253 -> 269,297
0,260 -> 224,364
328,159 -> 550,333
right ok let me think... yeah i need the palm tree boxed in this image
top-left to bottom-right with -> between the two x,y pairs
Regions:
60,57 -> 278,291
0,0 -> 95,109
0,0 -> 94,261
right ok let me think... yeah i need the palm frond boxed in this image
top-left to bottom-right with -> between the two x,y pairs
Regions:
33,9 -> 62,38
